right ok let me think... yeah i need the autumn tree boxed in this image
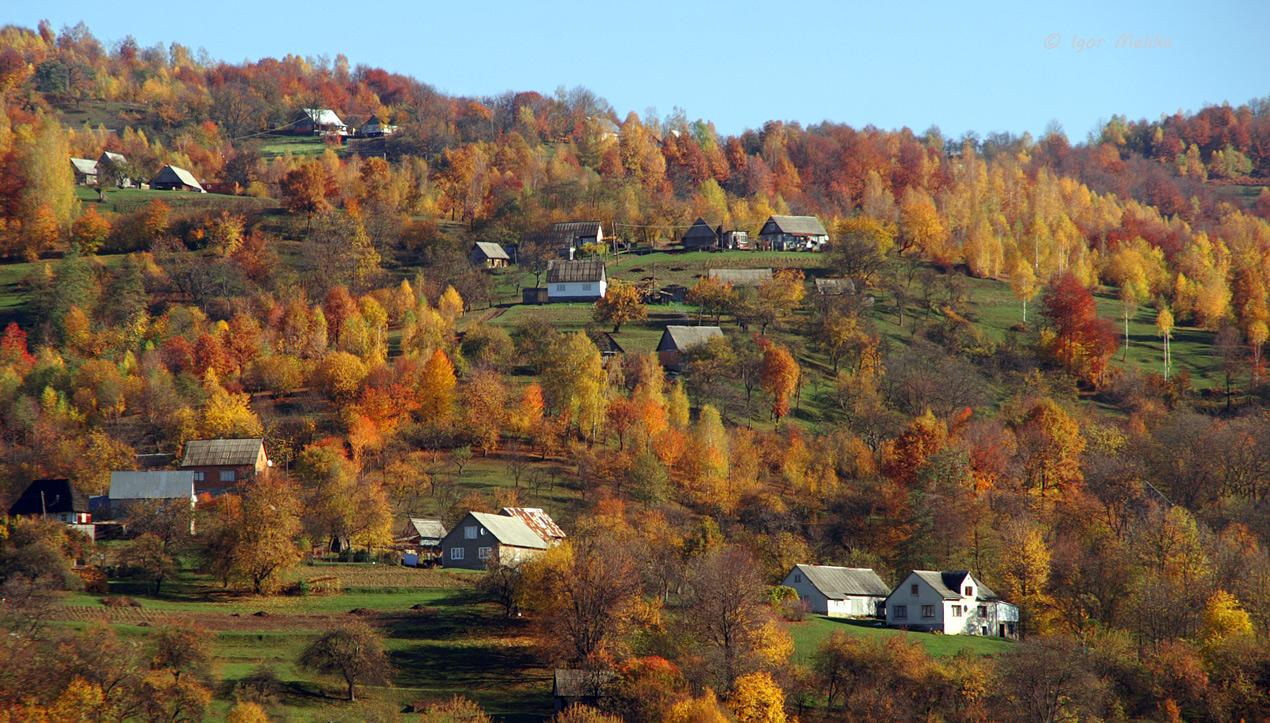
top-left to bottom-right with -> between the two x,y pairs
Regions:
1156,305 -> 1174,379
1040,272 -> 1119,385
419,348 -> 457,428
70,206 -> 111,254
728,671 -> 786,723
520,536 -> 642,665
681,546 -> 791,691
231,474 -> 302,594
1008,255 -> 1038,324
593,280 -> 647,332
1015,397 -> 1085,498
759,339 -> 799,422
830,215 -> 894,284
686,276 -> 737,324
151,626 -> 213,685
280,160 -> 334,222
298,622 -> 392,701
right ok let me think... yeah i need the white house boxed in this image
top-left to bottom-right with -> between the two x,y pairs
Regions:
546,259 -> 607,302
782,564 -> 890,617
884,570 -> 1019,639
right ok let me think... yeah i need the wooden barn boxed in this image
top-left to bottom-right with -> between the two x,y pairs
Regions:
469,242 -> 511,268
681,218 -> 720,251
150,165 -> 205,193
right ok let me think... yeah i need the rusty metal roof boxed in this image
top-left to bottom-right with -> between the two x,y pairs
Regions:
501,507 -> 566,541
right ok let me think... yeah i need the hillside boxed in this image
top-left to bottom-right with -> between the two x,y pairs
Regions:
0,19 -> 1267,723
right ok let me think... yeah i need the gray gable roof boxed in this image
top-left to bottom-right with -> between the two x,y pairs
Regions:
404,517 -> 447,541
547,259 -> 606,284
792,564 -> 890,599
467,511 -> 548,549
659,325 -> 723,352
151,165 -> 204,191
99,151 -> 127,165
180,438 -> 265,467
707,268 -> 772,287
761,215 -> 828,237
302,108 -> 346,126
551,221 -> 602,238
471,242 -> 510,260
904,570 -> 1001,601
71,158 -> 98,175
110,471 -> 196,500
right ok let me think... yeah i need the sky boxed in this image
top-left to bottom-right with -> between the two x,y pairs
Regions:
6,0 -> 1269,141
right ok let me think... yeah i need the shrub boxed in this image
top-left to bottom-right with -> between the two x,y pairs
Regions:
233,666 -> 284,705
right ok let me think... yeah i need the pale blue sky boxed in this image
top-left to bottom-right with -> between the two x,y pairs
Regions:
7,1 -> 1268,140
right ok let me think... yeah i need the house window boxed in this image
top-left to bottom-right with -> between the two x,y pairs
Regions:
556,284 -> 566,292
964,585 -> 973,596
193,471 -> 205,482
582,283 -> 592,291
978,605 -> 987,617
894,605 -> 907,620
219,470 -> 235,483
464,526 -> 477,539
478,547 -> 492,560
910,584 -> 919,596
952,605 -> 963,616
921,605 -> 936,619
793,573 -> 801,583
450,548 -> 464,560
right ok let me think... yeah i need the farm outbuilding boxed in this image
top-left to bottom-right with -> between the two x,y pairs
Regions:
295,107 -> 349,136
150,165 -> 205,193
70,158 -> 97,185
759,215 -> 829,251
8,479 -> 92,526
656,325 -> 724,370
782,564 -> 890,617
681,218 -> 720,251
469,242 -> 511,268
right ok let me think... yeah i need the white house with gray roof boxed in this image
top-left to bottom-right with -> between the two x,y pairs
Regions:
441,511 -> 548,570
782,564 -> 890,617
884,570 -> 1019,639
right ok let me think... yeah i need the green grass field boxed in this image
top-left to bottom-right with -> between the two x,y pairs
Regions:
55,564 -> 554,721
258,135 -> 340,158
789,615 -> 1014,662
75,186 -> 276,214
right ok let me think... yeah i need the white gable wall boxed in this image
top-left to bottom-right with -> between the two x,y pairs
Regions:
886,571 -> 1019,637
547,277 -> 607,300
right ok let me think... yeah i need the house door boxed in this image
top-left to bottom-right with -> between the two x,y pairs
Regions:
998,624 -> 1005,637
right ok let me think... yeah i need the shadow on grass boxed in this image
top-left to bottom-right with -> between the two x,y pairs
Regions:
378,589 -> 526,642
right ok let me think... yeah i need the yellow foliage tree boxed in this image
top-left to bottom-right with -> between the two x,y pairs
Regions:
728,671 -> 787,723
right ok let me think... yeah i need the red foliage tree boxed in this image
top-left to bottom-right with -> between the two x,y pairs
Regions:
1041,272 -> 1120,385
